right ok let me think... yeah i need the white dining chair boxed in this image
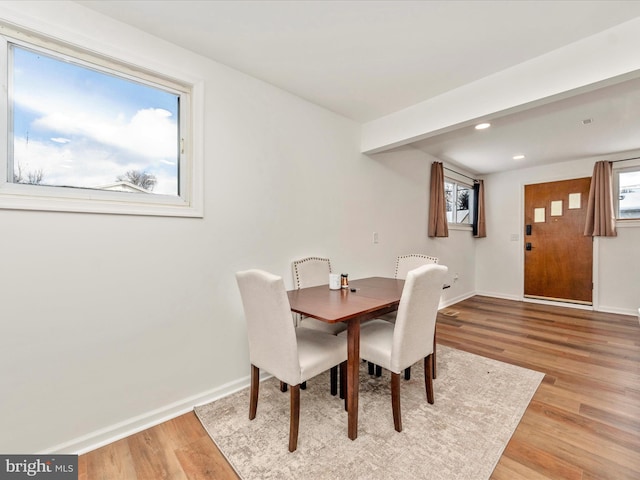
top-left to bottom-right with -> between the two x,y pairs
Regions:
292,257 -> 348,335
395,253 -> 439,279
376,254 -> 439,380
345,263 -> 447,432
236,269 -> 348,452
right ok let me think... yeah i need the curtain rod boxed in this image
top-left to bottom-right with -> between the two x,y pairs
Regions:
443,166 -> 478,183
611,156 -> 640,163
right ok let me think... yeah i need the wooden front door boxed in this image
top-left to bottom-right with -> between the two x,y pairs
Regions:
524,177 -> 593,305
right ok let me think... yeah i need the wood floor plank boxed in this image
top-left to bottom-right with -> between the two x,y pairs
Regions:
126,426 -> 188,480
82,438 -> 138,480
174,436 -> 239,480
79,296 -> 639,480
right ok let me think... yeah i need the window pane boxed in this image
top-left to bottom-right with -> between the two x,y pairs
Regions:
618,170 -> 640,219
10,45 -> 179,195
455,184 -> 472,224
445,181 -> 454,223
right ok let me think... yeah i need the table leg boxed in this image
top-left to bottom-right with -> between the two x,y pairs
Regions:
347,317 -> 360,440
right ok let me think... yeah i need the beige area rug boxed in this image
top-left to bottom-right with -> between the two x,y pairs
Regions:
195,346 -> 544,480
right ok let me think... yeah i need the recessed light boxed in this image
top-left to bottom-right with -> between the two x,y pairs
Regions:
475,122 -> 491,130
513,154 -> 525,160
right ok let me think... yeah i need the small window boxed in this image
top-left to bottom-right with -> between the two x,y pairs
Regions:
1,27 -> 202,217
615,166 -> 640,220
445,178 -> 474,225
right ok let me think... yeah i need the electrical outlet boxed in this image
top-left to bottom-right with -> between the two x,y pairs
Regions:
453,273 -> 459,282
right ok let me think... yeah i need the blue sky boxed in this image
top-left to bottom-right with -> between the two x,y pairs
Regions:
11,45 -> 179,195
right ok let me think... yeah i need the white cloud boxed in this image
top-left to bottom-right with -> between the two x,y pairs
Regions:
12,136 -> 177,195
32,108 -> 177,161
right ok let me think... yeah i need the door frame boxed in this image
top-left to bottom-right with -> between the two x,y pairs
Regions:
518,179 -> 599,311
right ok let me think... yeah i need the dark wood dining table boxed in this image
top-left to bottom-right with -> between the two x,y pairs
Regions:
287,276 -> 405,440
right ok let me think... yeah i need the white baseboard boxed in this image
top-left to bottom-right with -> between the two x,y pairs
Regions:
473,290 -> 521,302
464,290 -> 638,317
45,375 -> 252,455
440,291 -> 475,309
596,305 -> 639,317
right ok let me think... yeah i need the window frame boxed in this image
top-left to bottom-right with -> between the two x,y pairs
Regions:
613,160 -> 640,225
444,175 -> 474,228
0,24 -> 203,217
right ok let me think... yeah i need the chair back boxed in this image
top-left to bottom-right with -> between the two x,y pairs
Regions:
395,254 -> 438,280
292,257 -> 331,288
391,264 -> 447,372
236,269 -> 301,384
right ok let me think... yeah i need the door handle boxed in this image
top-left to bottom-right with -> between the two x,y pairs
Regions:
526,242 -> 532,251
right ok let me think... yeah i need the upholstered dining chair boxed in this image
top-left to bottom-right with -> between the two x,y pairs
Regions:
376,254 -> 439,380
344,263 -> 447,432
395,253 -> 439,279
236,269 -> 348,452
291,257 -> 348,335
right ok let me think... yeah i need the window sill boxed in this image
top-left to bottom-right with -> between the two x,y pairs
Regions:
616,219 -> 640,228
0,184 -> 203,217
447,223 -> 473,231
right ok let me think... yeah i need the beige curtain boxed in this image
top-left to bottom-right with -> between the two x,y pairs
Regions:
428,162 -> 448,237
473,180 -> 486,238
584,161 -> 617,237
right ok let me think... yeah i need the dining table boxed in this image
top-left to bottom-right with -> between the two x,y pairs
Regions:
287,276 -> 405,440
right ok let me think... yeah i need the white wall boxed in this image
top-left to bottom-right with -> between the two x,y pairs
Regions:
365,147 -> 477,305
476,157 -> 640,315
0,2 -> 462,454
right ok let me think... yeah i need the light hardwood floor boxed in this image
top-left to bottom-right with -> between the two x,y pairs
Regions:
79,296 -> 640,479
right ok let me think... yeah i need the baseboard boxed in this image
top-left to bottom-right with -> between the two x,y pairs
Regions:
472,291 -> 521,302
470,291 -> 637,317
596,305 -> 640,317
440,291 -> 475,309
45,375 -> 252,455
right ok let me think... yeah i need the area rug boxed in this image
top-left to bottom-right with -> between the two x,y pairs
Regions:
195,346 -> 544,480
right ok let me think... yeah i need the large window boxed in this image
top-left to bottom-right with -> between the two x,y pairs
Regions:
615,166 -> 640,220
445,178 -> 474,225
1,27 -> 202,216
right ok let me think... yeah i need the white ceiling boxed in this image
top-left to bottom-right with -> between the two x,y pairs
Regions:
75,0 -> 640,174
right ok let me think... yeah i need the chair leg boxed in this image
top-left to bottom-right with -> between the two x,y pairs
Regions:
340,361 -> 347,406
432,335 -> 437,379
289,384 -> 301,452
368,362 -> 375,375
301,381 -> 307,390
391,372 -> 402,432
375,365 -> 382,377
280,381 -> 288,393
330,366 -> 338,396
250,365 -> 259,420
424,355 -> 434,404
404,367 -> 411,380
